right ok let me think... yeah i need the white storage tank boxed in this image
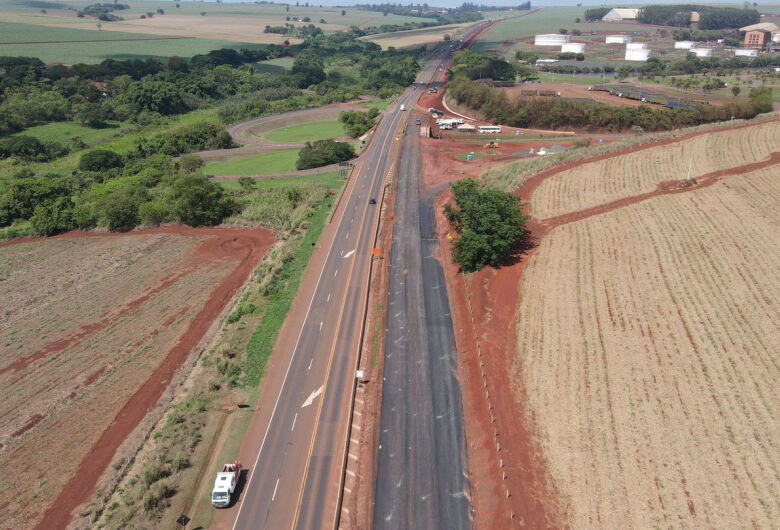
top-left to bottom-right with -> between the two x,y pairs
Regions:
626,42 -> 647,50
734,49 -> 758,57
605,35 -> 631,44
692,48 -> 712,57
625,48 -> 650,61
561,42 -> 585,54
674,41 -> 696,49
534,34 -> 570,46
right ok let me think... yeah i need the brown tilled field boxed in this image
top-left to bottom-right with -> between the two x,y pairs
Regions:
0,227 -> 273,529
512,127 -> 780,527
529,120 -> 780,219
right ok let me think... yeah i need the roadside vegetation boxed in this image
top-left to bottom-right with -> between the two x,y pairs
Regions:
444,177 -> 527,272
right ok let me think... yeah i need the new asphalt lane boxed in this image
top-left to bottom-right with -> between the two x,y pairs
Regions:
372,121 -> 470,529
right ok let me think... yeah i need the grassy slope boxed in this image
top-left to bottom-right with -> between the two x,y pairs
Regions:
254,56 -> 294,75
265,120 -> 346,143
205,149 -> 300,176
21,121 -> 132,146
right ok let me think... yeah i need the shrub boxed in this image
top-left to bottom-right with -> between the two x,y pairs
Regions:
79,149 -> 123,171
164,173 -> 236,226
31,197 -> 75,236
296,139 -> 354,170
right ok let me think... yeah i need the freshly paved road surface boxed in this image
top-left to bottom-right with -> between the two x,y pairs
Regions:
372,123 -> 470,529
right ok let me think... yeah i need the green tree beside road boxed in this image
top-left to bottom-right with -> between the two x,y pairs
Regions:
444,178 -> 528,272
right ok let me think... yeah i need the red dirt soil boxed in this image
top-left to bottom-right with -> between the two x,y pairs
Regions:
0,226 -> 275,529
427,117 -> 779,529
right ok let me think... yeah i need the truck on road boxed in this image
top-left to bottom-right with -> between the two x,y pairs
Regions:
212,461 -> 242,508
400,104 -> 406,111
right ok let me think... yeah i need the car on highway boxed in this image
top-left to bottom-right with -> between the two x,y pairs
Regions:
369,198 -> 377,204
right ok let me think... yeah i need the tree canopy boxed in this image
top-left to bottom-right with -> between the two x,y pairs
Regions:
444,178 -> 527,272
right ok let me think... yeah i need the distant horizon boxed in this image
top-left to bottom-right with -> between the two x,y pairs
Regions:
165,0 -> 780,7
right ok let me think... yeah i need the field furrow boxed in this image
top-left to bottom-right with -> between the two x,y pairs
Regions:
529,120 -> 780,220
514,164 -> 780,528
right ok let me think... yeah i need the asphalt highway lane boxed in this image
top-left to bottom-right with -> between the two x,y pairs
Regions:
230,44 -> 453,530
230,23 -> 489,530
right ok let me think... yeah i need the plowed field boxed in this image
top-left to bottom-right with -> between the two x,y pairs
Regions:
530,120 -> 780,219
0,227 -> 273,529
513,128 -> 780,527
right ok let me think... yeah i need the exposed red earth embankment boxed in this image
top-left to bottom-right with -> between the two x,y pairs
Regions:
0,226 -> 273,529
432,117 -> 780,528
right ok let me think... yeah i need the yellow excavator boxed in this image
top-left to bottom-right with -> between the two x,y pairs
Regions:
484,140 -> 498,148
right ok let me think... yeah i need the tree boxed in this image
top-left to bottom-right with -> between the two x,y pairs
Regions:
575,17 -> 581,23
558,28 -> 568,34
96,22 -> 102,31
165,173 -> 236,226
296,139 -> 354,170
731,86 -> 741,97
79,149 -> 123,171
178,154 -> 205,173
341,9 -> 346,15
124,81 -> 187,115
31,197 -> 75,236
444,178 -> 527,272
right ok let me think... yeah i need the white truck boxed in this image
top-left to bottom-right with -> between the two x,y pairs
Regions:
400,104 -> 406,111
212,461 -> 242,508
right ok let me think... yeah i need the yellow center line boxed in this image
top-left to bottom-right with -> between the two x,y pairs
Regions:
290,114 -> 397,529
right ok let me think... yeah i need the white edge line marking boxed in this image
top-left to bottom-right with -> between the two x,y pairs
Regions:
291,412 -> 298,432
308,357 -> 314,370
230,123 -> 368,529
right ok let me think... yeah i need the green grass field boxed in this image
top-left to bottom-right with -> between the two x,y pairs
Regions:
265,121 -> 346,143
21,121 -> 132,147
205,149 -> 300,177
218,171 -> 343,192
0,19 -> 257,62
254,56 -> 295,75
359,99 -> 392,110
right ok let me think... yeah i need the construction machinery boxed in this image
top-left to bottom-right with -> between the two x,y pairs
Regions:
484,140 -> 498,148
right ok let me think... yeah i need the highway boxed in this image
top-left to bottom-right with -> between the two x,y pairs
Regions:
229,28 -> 480,530
372,124 -> 470,529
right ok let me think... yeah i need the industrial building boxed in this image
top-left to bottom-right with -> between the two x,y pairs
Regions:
734,49 -> 758,57
561,42 -> 585,54
625,48 -> 650,61
691,48 -> 712,57
601,8 -> 640,21
674,41 -> 696,50
740,22 -> 778,49
534,34 -> 570,46
626,42 -> 648,50
605,35 -> 631,44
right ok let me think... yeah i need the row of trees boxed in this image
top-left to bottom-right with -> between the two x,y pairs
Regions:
636,5 -> 759,29
0,153 -> 235,235
448,75 -> 773,132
